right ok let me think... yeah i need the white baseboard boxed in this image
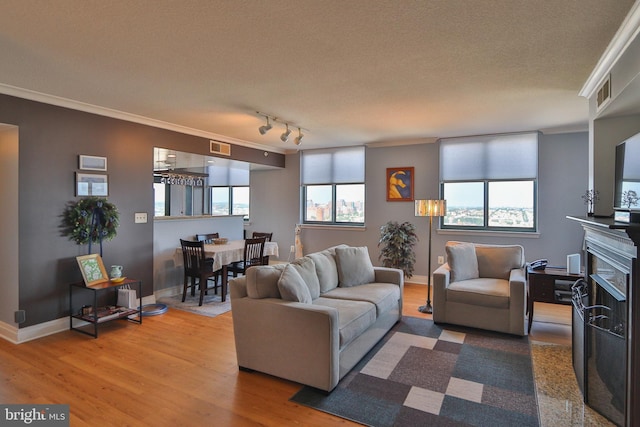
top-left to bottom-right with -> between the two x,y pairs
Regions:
0,295 -> 157,344
407,274 -> 428,285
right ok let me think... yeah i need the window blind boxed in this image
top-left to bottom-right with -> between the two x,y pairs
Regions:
301,146 -> 365,184
440,132 -> 538,181
207,163 -> 250,186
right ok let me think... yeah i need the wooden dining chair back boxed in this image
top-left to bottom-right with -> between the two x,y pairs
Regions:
251,232 -> 273,264
228,237 -> 267,277
179,239 -> 219,306
196,232 -> 219,243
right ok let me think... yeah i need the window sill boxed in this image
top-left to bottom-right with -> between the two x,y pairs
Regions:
300,224 -> 367,232
437,228 -> 540,239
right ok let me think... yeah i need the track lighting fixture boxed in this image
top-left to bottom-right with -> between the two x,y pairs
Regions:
256,111 -> 308,145
280,124 -> 292,142
294,128 -> 304,145
258,116 -> 272,135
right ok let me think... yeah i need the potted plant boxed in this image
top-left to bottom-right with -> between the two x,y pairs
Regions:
378,221 -> 418,278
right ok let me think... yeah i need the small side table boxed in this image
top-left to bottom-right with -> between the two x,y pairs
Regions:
527,266 -> 583,333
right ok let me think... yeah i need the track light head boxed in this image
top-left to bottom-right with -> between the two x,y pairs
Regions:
280,124 -> 292,142
258,117 -> 272,135
294,128 -> 304,145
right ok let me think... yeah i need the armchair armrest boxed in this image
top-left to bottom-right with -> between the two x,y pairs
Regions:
432,263 -> 450,322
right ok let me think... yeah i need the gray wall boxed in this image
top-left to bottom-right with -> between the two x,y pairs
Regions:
0,93 -> 283,328
251,133 -> 589,277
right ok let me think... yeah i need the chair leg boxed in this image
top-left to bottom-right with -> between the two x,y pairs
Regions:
182,275 -> 188,302
191,277 -> 196,296
199,274 -> 207,306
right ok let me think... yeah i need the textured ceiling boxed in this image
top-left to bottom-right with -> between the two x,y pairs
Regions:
0,0 -> 635,151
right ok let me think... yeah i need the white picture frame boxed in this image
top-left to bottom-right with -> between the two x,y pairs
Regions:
76,172 -> 109,197
79,155 -> 107,171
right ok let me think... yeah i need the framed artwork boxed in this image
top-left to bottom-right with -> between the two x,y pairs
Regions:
386,167 -> 414,202
76,254 -> 109,287
76,172 -> 108,197
79,155 -> 107,171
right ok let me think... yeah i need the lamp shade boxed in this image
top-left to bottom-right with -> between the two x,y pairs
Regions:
415,199 -> 446,217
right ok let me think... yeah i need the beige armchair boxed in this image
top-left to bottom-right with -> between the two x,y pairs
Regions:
432,241 -> 527,336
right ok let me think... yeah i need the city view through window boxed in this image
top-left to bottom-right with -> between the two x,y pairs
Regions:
305,184 -> 365,223
443,181 -> 535,228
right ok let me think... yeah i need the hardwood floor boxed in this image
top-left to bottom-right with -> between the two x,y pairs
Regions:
0,284 -> 570,426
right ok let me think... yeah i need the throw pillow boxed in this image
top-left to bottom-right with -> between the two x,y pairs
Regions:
277,264 -> 312,304
307,250 -> 339,293
335,246 -> 376,287
245,264 -> 286,299
446,242 -> 479,282
292,256 -> 321,299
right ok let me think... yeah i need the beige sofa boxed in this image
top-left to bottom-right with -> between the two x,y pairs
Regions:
229,245 -> 404,392
432,241 -> 527,336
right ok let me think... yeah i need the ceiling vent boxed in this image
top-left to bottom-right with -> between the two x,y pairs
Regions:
596,75 -> 611,111
210,140 -> 231,156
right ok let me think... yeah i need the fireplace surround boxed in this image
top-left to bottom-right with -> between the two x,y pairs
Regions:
568,216 -> 639,427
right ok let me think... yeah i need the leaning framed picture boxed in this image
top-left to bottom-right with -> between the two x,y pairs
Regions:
386,167 -> 414,201
76,172 -> 109,197
76,254 -> 109,287
79,155 -> 107,171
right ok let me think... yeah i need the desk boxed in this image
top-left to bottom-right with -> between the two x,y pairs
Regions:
174,240 -> 279,301
527,266 -> 583,333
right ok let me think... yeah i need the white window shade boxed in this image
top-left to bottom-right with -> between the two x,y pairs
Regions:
440,133 -> 538,181
302,146 -> 365,184
207,164 -> 250,186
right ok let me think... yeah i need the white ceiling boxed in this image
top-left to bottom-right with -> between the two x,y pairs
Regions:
0,1 -> 635,152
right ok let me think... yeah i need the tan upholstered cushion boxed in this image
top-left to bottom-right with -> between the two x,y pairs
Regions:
291,256 -> 320,299
313,297 -> 376,348
475,244 -> 524,280
307,250 -> 339,294
322,283 -> 400,316
277,264 -> 312,304
446,242 -> 479,282
446,278 -> 510,308
335,246 -> 376,287
245,264 -> 286,299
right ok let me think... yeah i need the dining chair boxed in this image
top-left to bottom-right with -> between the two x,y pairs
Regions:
228,237 -> 267,278
179,239 -> 220,306
196,232 -> 219,243
252,232 -> 273,264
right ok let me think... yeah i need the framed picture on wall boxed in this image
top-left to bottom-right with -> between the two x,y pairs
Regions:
79,155 -> 107,171
76,172 -> 109,197
386,167 -> 414,201
76,254 -> 109,287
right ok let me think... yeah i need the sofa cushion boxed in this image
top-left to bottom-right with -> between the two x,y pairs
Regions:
313,297 -> 376,348
308,250 -> 339,293
446,242 -> 480,282
291,256 -> 321,299
335,246 -> 376,287
277,264 -> 312,304
246,264 -> 286,299
446,278 -> 510,308
475,244 -> 524,280
322,283 -> 400,316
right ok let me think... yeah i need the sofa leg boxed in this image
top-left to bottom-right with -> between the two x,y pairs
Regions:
238,366 -> 255,373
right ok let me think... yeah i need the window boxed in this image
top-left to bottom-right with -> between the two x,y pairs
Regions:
209,162 -> 250,219
440,132 -> 538,232
301,146 -> 365,225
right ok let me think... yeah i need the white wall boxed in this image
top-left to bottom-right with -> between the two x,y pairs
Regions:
0,125 -> 19,326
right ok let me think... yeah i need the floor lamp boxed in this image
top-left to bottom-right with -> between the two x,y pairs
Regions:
415,199 -> 447,314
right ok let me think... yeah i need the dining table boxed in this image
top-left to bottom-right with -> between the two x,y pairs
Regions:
174,239 -> 279,302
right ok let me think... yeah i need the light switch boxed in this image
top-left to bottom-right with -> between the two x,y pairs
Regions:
134,212 -> 147,223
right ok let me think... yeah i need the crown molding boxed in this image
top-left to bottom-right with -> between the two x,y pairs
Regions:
579,2 -> 640,99
0,83 -> 287,155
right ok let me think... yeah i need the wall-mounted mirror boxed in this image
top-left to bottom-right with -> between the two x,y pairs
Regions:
153,147 -> 275,218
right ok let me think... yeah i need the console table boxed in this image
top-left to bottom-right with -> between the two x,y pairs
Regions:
527,266 -> 583,333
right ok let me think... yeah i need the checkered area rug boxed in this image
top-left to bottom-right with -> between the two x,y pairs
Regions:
291,316 -> 539,427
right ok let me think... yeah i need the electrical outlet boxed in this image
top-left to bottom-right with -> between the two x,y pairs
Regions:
290,245 -> 295,253
437,256 -> 445,265
134,212 -> 147,223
